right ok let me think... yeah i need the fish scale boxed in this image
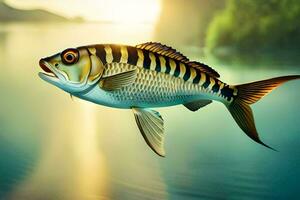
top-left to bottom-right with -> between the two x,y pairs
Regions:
99,66 -> 215,108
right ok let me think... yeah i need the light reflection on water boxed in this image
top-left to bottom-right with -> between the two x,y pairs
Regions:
0,22 -> 300,200
8,103 -> 109,200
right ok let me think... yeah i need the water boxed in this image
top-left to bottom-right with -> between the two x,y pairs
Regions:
0,22 -> 300,200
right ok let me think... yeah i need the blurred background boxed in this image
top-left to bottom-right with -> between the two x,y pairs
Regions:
0,0 -> 300,199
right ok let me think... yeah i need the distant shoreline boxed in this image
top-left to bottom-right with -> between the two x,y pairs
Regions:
0,1 -> 84,23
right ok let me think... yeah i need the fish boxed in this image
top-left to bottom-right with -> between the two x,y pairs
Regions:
38,42 -> 300,157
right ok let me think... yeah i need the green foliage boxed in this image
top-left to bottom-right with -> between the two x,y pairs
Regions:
206,0 -> 300,52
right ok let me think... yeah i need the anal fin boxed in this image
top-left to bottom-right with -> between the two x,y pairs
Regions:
183,100 -> 212,112
132,108 -> 165,157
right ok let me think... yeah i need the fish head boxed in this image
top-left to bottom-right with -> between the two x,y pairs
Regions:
39,47 -> 104,93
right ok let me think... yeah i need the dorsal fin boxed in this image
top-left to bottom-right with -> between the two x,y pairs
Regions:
136,42 -> 220,78
187,61 -> 220,78
136,42 -> 189,63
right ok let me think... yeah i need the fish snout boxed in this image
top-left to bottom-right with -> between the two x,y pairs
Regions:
39,58 -> 52,73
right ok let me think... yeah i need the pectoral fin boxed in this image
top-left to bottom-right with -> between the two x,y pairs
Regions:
99,69 -> 137,91
183,100 -> 212,112
132,108 -> 165,157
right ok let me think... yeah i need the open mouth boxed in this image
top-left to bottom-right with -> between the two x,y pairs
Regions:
39,59 -> 58,78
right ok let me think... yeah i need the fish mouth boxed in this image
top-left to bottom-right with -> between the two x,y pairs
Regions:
38,59 -> 64,86
39,59 -> 58,79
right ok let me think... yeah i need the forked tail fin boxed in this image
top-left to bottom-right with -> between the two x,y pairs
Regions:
227,75 -> 300,150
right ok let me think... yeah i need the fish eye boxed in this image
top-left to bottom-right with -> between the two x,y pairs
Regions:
61,48 -> 79,65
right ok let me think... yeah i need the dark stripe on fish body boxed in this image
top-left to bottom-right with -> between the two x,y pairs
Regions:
174,60 -> 180,77
143,50 -> 151,69
85,48 -> 92,56
193,70 -> 201,84
127,46 -> 138,66
183,66 -> 191,81
203,75 -> 211,88
95,45 -> 107,64
212,80 -> 220,93
221,86 -> 233,101
155,54 -> 161,72
111,45 -> 121,63
165,58 -> 171,74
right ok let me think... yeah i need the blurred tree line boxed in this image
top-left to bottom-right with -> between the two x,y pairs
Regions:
156,0 -> 300,63
206,0 -> 300,52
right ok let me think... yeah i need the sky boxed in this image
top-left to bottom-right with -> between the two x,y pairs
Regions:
6,0 -> 161,23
